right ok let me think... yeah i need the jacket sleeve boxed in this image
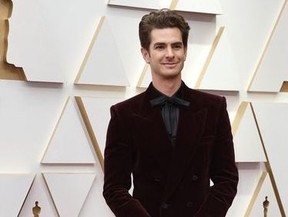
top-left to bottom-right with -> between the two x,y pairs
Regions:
103,105 -> 151,217
195,97 -> 239,217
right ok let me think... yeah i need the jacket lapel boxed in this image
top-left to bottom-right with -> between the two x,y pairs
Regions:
131,86 -> 174,172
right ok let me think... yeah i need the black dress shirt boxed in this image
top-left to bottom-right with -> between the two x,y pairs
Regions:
150,84 -> 190,146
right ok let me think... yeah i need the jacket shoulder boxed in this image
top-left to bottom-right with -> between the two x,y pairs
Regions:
186,88 -> 226,107
111,91 -> 146,112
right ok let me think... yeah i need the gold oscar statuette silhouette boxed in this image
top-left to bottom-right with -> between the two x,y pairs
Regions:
0,0 -> 25,80
32,201 -> 41,217
263,196 -> 269,217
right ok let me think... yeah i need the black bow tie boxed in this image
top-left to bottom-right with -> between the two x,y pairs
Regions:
150,95 -> 190,107
150,95 -> 190,147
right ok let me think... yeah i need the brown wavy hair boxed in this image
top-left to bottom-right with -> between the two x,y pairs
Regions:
139,9 -> 190,50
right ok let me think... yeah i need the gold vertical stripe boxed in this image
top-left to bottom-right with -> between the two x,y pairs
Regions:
42,173 -> 61,217
74,16 -> 106,83
231,101 -> 249,136
18,174 -> 37,216
137,64 -> 149,87
75,96 -> 104,170
280,81 -> 288,92
195,26 -> 225,89
250,103 -> 286,216
41,97 -> 70,163
169,0 -> 179,10
247,1 -> 287,91
244,171 -> 267,217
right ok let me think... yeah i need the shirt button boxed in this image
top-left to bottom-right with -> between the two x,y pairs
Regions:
161,203 -> 170,209
186,201 -> 193,207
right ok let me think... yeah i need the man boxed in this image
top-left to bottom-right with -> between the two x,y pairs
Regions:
103,9 -> 238,217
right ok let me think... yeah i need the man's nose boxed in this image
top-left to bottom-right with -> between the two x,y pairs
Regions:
166,47 -> 175,58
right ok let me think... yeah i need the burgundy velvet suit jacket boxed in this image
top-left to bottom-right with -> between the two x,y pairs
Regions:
103,82 -> 238,217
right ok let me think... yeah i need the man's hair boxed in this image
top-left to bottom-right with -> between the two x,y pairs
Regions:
139,9 -> 190,50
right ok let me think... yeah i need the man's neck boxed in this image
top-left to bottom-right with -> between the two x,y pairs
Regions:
152,79 -> 182,96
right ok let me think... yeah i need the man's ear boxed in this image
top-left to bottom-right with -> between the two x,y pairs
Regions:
141,47 -> 150,64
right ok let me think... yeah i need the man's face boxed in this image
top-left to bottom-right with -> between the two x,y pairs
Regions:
141,28 -> 187,81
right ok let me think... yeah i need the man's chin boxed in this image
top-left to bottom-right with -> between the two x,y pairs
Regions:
162,73 -> 181,80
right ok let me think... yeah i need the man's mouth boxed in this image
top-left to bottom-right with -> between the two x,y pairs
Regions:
162,62 -> 177,66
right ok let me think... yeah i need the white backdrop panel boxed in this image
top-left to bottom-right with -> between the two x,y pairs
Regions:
0,80 -> 67,172
248,2 -> 288,92
198,27 -> 240,91
8,0 -> 102,82
217,0 -> 285,89
42,97 -> 96,164
252,102 -> 288,214
43,173 -> 96,217
176,0 -> 222,14
80,96 -> 124,157
227,163 -> 263,217
75,17 -> 129,86
249,174 -> 282,217
0,174 -> 35,217
18,174 -> 58,217
233,103 -> 266,162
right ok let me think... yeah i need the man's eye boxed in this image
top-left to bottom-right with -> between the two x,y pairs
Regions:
155,45 -> 164,50
173,44 -> 183,49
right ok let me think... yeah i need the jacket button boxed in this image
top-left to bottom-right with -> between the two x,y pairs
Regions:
153,178 -> 161,183
186,201 -> 193,207
192,175 -> 198,181
161,203 -> 170,209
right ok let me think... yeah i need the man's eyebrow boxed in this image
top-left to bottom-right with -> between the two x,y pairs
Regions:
172,42 -> 184,45
153,42 -> 165,46
153,41 -> 183,46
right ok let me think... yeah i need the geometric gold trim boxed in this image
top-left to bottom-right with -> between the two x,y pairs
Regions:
280,81 -> 288,92
75,96 -> 104,170
18,175 -> 36,212
137,64 -> 149,88
74,16 -> 105,84
264,162 -> 286,216
250,103 -> 286,216
40,97 -> 69,163
42,172 -> 96,217
41,173 -> 61,217
231,101 -> 249,136
195,26 -> 225,89
19,174 -> 37,217
247,1 -> 287,91
41,96 -> 96,164
169,0 -> 179,10
244,171 -> 267,217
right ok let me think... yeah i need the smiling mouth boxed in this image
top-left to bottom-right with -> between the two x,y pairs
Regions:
162,63 -> 178,68
163,62 -> 177,65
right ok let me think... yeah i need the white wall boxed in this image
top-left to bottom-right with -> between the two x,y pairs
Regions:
0,0 -> 288,216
